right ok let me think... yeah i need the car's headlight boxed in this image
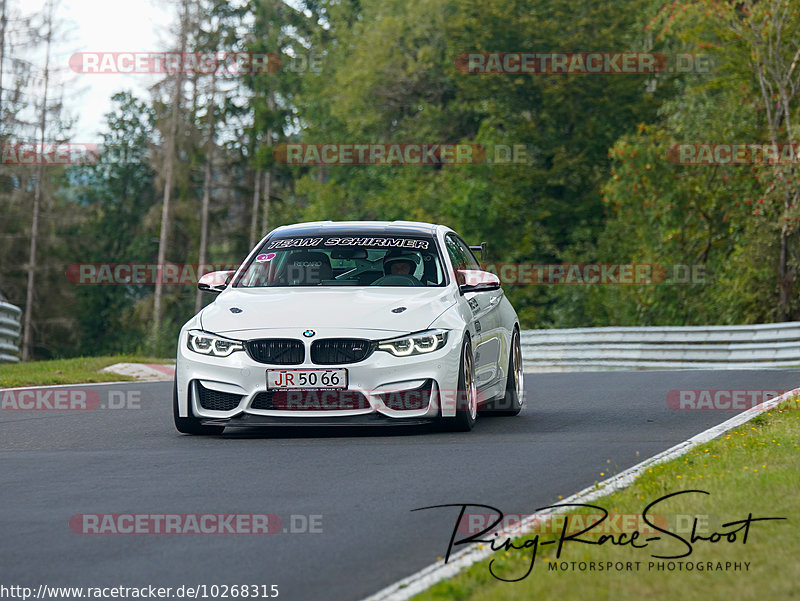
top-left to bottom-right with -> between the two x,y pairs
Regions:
378,329 -> 448,357
187,330 -> 244,357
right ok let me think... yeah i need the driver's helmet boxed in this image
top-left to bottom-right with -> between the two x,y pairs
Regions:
383,254 -> 419,276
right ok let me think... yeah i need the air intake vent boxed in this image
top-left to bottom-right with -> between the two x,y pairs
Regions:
246,339 -> 305,364
251,390 -> 370,411
311,339 -> 374,365
196,383 -> 242,411
377,380 -> 434,411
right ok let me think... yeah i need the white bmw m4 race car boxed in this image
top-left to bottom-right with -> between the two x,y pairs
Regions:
174,221 -> 523,434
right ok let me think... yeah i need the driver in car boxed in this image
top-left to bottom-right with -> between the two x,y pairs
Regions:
384,255 -> 418,277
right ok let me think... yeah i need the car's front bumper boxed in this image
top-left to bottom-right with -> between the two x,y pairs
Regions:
175,327 -> 464,422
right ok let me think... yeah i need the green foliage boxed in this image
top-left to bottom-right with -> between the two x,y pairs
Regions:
5,0 -> 800,358
283,0 -> 671,327
67,92 -> 159,355
597,0 -> 800,324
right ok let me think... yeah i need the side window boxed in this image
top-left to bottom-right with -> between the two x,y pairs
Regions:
454,236 -> 481,270
445,235 -> 467,272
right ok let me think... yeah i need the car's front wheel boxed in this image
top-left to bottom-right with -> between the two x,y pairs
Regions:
441,338 -> 477,431
173,379 -> 225,435
496,328 -> 524,416
480,327 -> 524,416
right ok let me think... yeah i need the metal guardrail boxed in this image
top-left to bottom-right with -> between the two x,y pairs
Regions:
0,300 -> 22,363
521,322 -> 800,371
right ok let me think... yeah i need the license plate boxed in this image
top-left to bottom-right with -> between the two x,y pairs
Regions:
267,369 -> 348,390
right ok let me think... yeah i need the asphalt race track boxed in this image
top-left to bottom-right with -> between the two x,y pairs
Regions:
1,370 -> 798,600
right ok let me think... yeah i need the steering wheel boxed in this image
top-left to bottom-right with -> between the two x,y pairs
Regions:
370,274 -> 424,287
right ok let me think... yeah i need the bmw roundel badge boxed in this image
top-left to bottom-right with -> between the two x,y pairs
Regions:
303,329 -> 315,338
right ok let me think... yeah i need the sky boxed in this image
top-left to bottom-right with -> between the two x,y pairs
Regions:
7,0 -> 314,143
9,0 -> 175,142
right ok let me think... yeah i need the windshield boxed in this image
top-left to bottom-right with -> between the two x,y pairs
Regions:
235,235 -> 446,287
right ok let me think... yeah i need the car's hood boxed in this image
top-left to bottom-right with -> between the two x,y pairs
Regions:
200,287 -> 457,336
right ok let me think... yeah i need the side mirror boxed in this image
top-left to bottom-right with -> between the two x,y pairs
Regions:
198,270 -> 235,293
457,269 -> 501,294
469,242 -> 487,261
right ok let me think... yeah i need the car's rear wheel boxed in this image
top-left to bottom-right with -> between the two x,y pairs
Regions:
441,338 -> 477,431
173,378 -> 225,435
480,328 -> 523,416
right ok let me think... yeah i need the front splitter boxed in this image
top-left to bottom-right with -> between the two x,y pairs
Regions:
201,413 -> 436,427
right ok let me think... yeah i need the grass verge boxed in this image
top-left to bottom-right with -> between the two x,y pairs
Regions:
413,398 -> 800,601
0,355 -> 174,387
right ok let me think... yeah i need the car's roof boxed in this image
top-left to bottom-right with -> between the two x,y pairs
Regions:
269,220 -> 445,237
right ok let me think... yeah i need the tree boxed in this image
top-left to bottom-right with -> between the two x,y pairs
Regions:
288,0 -> 669,327
598,0 -> 800,324
67,92 -> 157,355
20,0 -> 72,359
151,0 -> 192,353
244,0 -> 317,242
710,0 -> 800,319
